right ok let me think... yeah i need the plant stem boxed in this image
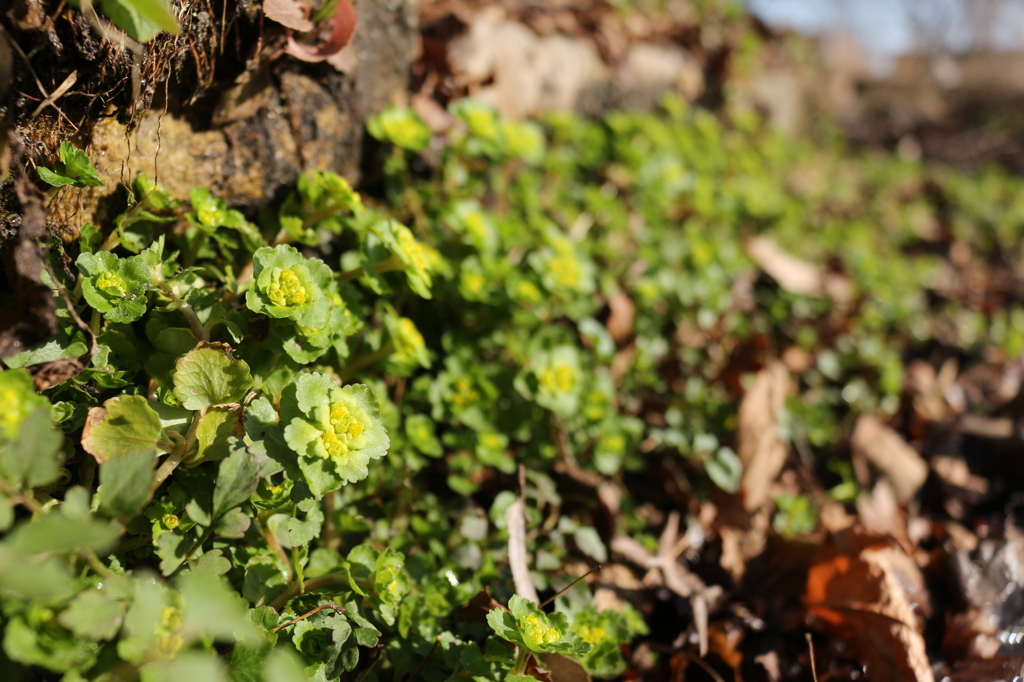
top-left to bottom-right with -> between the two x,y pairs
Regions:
153,278 -> 207,342
82,549 -> 113,578
338,342 -> 393,382
99,229 -> 121,252
150,408 -> 205,495
0,478 -> 44,515
336,254 -> 406,282
336,266 -> 365,281
150,448 -> 187,494
511,647 -> 532,676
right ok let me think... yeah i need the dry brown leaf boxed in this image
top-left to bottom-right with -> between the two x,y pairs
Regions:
505,497 -> 540,604
606,288 -> 635,343
610,515 -> 710,655
539,653 -> 592,682
412,88 -> 455,134
447,7 -> 608,119
856,479 -> 902,538
594,564 -> 642,591
932,456 -> 989,496
616,43 -> 704,101
737,361 -> 791,512
745,236 -> 823,297
805,529 -> 934,682
716,508 -> 771,581
781,345 -> 813,373
592,587 -> 626,612
264,0 -> 314,32
851,414 -> 929,504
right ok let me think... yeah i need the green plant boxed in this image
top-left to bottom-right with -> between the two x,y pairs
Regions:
66,0 -> 179,42
6,80 -> 1024,680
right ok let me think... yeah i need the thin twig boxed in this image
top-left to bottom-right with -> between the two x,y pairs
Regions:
407,637 -> 440,682
30,70 -> 78,119
269,571 -> 349,611
3,26 -> 77,129
806,632 -> 819,682
355,647 -> 383,682
272,604 -> 345,632
539,565 -> 602,608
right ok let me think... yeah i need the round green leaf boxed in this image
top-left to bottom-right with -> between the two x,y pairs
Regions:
172,342 -> 253,410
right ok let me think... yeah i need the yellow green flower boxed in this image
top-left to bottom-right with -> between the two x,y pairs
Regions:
266,268 -> 308,307
529,236 -> 595,296
249,244 -> 334,328
96,271 -> 127,298
154,605 -> 184,658
450,377 -> 480,407
367,107 -> 431,151
0,369 -> 49,440
514,280 -> 543,304
540,363 -> 576,394
522,614 -> 562,649
282,374 -> 389,494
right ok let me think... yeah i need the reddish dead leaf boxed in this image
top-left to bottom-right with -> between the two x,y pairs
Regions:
706,619 -> 744,672
737,361 -> 790,512
606,288 -> 635,343
264,0 -> 314,32
285,0 -> 357,63
804,529 -> 934,682
851,414 -> 929,504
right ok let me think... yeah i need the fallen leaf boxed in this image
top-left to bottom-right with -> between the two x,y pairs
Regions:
447,7 -> 608,119
610,513 -> 711,655
746,236 -> 823,297
855,479 -> 902,539
412,86 -> 455,134
606,288 -> 635,343
805,529 -> 934,682
737,361 -> 790,512
505,496 -> 540,604
539,653 -> 592,682
593,563 -> 642,591
264,0 -> 314,32
851,414 -> 929,504
284,0 -> 357,63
